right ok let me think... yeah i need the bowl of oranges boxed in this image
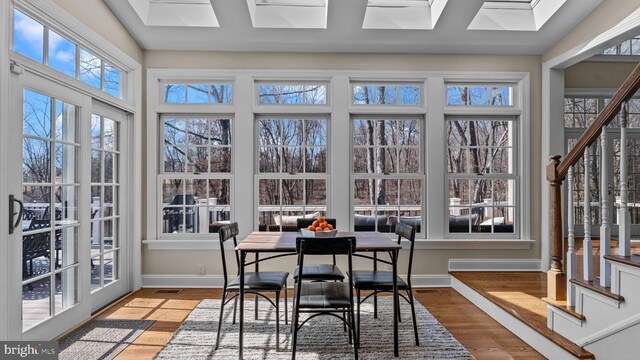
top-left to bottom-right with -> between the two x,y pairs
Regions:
300,216 -> 337,237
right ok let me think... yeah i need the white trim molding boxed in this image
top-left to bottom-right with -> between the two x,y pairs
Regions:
449,259 -> 542,272
142,273 -> 451,288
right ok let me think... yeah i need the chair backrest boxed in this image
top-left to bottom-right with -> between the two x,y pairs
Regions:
28,219 -> 51,231
395,222 -> 417,282
296,217 -> 337,230
296,236 -> 355,255
218,222 -> 240,288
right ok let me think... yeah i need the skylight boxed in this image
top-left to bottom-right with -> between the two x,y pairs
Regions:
468,0 -> 564,31
362,0 -> 448,30
247,0 -> 328,29
128,0 -> 219,27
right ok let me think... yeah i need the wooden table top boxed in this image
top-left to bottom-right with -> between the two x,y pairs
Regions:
237,231 -> 402,252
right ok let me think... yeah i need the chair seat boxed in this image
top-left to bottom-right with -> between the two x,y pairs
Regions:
297,282 -> 352,309
227,271 -> 288,291
294,264 -> 345,281
351,270 -> 409,290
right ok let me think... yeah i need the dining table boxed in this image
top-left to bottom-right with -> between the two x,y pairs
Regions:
235,231 -> 403,358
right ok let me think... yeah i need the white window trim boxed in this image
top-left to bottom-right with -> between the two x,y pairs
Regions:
144,69 -> 531,251
255,80 -> 331,107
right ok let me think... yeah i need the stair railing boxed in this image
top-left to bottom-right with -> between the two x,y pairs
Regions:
547,63 -> 640,302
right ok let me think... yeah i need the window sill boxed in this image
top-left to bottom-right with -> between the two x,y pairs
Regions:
413,238 -> 535,250
144,238 -> 535,251
144,239 -> 223,251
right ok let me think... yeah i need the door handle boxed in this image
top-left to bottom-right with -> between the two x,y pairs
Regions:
9,195 -> 24,235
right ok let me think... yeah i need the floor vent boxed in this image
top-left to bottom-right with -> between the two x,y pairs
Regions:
153,289 -> 182,294
415,289 -> 440,294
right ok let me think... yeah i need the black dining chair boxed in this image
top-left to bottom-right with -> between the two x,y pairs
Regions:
214,223 -> 289,351
351,222 -> 419,348
294,218 -> 344,282
292,236 -> 358,360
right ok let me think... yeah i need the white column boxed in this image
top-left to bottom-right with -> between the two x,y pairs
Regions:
600,129 -> 611,287
584,147 -> 594,281
567,166 -> 576,306
619,102 -> 631,257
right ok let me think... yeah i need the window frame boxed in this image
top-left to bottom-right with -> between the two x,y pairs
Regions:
350,114 -> 426,237
350,81 -> 424,107
157,113 -> 235,240
144,69 -> 531,250
444,116 -> 519,238
255,81 -> 330,106
254,114 -> 331,232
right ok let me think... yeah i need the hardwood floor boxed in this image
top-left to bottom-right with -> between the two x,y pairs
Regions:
85,287 -> 544,360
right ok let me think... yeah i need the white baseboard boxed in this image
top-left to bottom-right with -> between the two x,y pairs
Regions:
449,259 -> 542,272
142,274 -> 452,288
452,277 -> 580,360
142,274 -> 225,288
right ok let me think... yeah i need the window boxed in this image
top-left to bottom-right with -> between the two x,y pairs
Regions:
162,83 -> 232,104
90,114 -> 121,291
12,8 -> 123,99
446,118 -> 517,234
352,83 -> 421,105
257,117 -> 328,231
159,116 -> 232,235
447,85 -> 513,106
352,117 -> 423,233
602,36 -> 640,55
258,82 -> 327,105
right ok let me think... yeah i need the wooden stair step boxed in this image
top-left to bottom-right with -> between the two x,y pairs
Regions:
450,272 -> 595,360
569,278 -> 624,302
604,254 -> 640,269
542,297 -> 585,321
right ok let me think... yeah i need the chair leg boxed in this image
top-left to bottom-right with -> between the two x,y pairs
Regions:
347,308 -> 352,345
255,294 -> 259,320
276,290 -> 280,352
232,296 -> 238,325
340,280 -> 347,332
215,291 -> 227,350
291,299 -> 300,360
350,306 -> 359,360
408,289 -> 419,346
356,290 -> 361,349
397,294 -> 402,323
373,291 -> 377,319
284,286 -> 288,326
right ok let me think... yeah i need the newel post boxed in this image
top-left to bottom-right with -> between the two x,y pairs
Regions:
547,155 -> 566,301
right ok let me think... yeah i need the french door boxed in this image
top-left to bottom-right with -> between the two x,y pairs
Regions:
6,70 -> 129,339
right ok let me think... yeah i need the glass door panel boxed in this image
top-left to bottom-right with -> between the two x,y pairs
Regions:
21,89 -> 80,331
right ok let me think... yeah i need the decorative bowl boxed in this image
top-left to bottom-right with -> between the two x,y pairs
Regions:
300,229 -> 338,238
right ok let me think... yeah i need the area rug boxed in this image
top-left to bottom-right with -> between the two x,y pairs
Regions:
58,318 -> 155,360
154,297 -> 472,359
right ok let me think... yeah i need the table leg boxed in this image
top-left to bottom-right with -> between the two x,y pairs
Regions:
239,251 -> 245,360
255,253 -> 259,320
392,249 -> 399,357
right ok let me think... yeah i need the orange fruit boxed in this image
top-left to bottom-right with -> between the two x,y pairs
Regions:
307,225 -> 315,231
312,220 -> 319,227
320,222 -> 327,229
315,227 -> 323,231
317,216 -> 325,223
326,224 -> 333,230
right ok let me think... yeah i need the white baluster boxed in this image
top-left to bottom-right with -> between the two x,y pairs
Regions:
619,102 -> 632,257
584,147 -> 594,281
600,129 -> 611,287
567,166 -> 577,307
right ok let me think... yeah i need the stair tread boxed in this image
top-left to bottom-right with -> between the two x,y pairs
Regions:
450,272 -> 595,359
569,278 -> 624,302
541,297 -> 585,321
605,254 -> 640,269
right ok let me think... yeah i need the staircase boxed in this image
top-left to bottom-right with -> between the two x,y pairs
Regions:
545,63 -> 640,359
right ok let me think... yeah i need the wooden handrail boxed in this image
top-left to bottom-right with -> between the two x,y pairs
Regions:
556,63 -> 640,179
546,63 -> 640,301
